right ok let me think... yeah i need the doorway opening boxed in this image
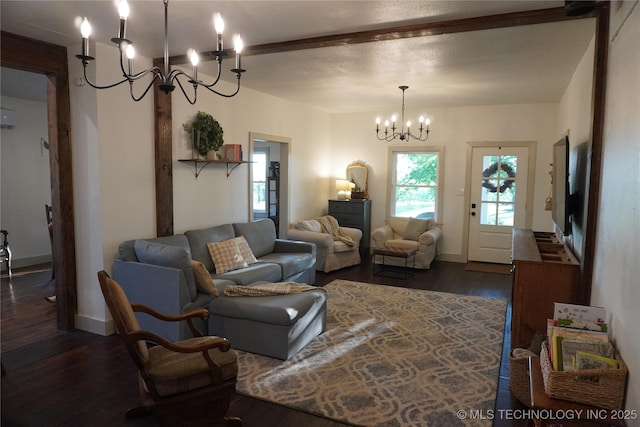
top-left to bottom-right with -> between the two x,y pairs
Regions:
1,32 -> 77,330
248,132 -> 290,238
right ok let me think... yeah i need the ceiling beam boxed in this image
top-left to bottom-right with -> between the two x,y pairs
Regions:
167,6 -> 593,65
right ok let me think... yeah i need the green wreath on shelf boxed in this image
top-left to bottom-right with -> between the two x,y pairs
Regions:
482,162 -> 516,193
182,111 -> 224,157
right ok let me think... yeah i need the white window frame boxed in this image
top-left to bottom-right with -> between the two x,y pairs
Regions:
386,145 -> 445,222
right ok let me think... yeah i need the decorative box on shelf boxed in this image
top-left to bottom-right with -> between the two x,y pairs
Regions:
540,342 -> 628,410
222,144 -> 243,161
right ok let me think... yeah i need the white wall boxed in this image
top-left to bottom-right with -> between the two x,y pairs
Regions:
69,41 -> 156,334
593,1 -> 640,416
171,81 -> 334,231
0,95 -> 51,268
331,103 -> 559,260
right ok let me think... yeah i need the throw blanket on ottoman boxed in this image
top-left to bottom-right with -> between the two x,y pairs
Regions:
224,282 -> 321,297
316,215 -> 355,246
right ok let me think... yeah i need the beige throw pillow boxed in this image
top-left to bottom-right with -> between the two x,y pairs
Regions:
190,260 -> 218,296
207,236 -> 258,274
403,218 -> 431,241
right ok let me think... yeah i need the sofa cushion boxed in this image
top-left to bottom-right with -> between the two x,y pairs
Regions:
207,236 -> 258,274
294,219 -> 322,233
213,262 -> 282,285
119,234 -> 191,262
184,224 -> 236,272
403,218 -> 431,240
257,252 -> 315,279
210,286 -> 326,326
233,220 -> 276,258
133,240 -> 197,300
191,260 -> 218,296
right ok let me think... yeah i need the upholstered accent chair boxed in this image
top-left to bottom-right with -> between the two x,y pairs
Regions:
370,216 -> 442,269
287,217 -> 362,272
97,270 -> 242,427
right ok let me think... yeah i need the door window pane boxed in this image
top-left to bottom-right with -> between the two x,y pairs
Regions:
480,154 -> 518,226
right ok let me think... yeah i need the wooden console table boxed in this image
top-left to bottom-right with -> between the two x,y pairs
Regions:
511,229 -> 580,348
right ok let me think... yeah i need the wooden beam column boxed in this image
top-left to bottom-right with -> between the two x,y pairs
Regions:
153,58 -> 174,237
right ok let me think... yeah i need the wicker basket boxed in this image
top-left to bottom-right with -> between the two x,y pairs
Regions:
540,342 -> 627,409
509,345 -> 533,407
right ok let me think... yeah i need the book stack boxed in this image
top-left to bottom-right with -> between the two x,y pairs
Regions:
547,303 -> 617,372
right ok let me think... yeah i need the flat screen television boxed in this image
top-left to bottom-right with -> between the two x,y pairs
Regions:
552,135 -> 573,236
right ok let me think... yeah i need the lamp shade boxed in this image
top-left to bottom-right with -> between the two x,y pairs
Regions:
335,179 -> 353,200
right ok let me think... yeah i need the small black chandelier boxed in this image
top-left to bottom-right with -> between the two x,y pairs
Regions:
76,0 -> 245,104
376,86 -> 430,142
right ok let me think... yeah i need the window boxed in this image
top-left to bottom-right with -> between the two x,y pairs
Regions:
388,147 -> 443,221
252,150 -> 268,215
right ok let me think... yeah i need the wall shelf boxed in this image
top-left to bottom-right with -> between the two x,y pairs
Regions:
178,159 -> 251,178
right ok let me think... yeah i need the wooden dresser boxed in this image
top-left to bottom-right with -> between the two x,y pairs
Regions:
328,199 -> 371,255
511,229 -> 581,348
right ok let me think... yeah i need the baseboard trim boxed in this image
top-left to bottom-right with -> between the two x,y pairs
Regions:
436,253 -> 467,263
75,314 -> 115,336
10,254 -> 52,269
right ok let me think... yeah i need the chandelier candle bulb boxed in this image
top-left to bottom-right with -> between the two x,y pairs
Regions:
234,35 -> 243,70
117,0 -> 129,40
126,44 -> 135,75
214,13 -> 224,52
80,17 -> 91,59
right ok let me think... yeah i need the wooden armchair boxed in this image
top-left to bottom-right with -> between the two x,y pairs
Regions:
97,270 -> 242,427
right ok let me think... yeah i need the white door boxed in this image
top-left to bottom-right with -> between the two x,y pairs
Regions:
468,146 -> 529,264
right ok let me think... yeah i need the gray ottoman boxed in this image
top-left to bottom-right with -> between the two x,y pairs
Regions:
208,287 -> 326,360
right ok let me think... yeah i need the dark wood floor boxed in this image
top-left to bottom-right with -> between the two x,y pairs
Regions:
1,259 -> 528,426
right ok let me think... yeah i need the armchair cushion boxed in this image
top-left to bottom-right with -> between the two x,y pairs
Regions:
148,336 -> 238,397
134,240 -> 197,301
191,260 -> 218,296
207,236 -> 257,274
403,218 -> 432,241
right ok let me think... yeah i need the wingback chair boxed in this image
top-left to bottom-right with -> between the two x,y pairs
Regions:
97,270 -> 242,427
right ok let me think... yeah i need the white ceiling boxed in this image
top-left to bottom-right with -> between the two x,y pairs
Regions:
1,1 -> 596,113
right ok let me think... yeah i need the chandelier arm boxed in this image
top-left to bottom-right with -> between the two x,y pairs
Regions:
173,77 -> 198,105
128,76 -> 162,102
82,65 -> 130,90
118,49 -> 165,82
200,76 -> 242,98
197,61 -> 224,88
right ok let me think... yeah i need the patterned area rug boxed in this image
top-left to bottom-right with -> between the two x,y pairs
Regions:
236,280 -> 507,427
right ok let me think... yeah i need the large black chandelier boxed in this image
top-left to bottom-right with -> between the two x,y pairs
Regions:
75,0 -> 245,104
376,86 -> 430,142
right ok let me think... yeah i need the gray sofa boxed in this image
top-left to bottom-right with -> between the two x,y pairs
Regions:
113,219 -> 317,344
